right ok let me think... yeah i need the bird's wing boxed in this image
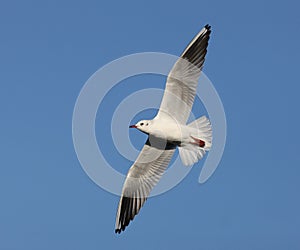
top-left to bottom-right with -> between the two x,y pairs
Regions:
115,137 -> 175,233
156,25 -> 211,124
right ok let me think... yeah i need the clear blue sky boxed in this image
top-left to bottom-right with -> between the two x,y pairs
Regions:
1,0 -> 300,249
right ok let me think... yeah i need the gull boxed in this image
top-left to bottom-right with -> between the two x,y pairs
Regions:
115,24 -> 212,233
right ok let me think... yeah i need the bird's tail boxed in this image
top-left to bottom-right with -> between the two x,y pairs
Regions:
178,116 -> 212,166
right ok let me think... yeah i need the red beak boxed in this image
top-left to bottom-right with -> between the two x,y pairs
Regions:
129,125 -> 137,128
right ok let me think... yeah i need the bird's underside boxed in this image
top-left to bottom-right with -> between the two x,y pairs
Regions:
115,24 -> 212,234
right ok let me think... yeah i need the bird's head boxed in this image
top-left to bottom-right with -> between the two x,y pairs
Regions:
129,120 -> 152,134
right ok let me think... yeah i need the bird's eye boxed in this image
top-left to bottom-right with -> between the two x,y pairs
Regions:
146,123 -> 149,126
140,123 -> 144,126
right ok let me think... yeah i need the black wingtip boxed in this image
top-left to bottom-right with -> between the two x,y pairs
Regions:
115,225 -> 127,234
205,24 -> 211,31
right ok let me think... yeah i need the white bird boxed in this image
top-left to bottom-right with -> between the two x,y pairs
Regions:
115,24 -> 212,233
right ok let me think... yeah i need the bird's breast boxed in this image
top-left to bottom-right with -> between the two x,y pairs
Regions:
150,122 -> 187,143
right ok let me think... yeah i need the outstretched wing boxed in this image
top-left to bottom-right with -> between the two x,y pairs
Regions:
156,25 -> 211,124
115,138 -> 175,233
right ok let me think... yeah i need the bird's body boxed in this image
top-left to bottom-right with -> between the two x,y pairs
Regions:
153,120 -> 184,144
134,117 -> 211,150
115,24 -> 213,233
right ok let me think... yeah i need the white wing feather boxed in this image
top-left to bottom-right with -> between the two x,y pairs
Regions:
156,25 -> 211,124
115,138 -> 175,233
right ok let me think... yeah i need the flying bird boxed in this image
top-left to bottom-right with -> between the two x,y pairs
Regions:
115,24 -> 212,233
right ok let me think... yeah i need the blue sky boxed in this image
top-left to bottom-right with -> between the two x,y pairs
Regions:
1,0 -> 300,249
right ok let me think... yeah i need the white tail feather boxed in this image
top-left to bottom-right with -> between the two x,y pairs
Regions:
178,116 -> 212,166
